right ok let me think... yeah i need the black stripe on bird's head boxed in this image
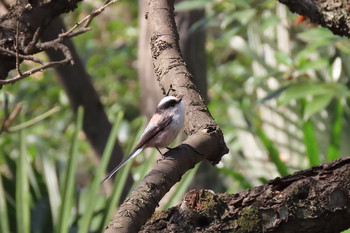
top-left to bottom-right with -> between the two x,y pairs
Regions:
156,96 -> 182,113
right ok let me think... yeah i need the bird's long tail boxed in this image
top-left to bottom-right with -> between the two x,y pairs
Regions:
101,146 -> 144,184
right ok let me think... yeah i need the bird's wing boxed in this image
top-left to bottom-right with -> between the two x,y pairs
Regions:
133,114 -> 173,149
101,115 -> 172,184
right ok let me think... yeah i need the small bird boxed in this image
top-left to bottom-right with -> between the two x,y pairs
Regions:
101,96 -> 185,183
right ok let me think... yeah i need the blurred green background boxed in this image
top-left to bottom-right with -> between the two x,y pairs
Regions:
1,0 -> 350,232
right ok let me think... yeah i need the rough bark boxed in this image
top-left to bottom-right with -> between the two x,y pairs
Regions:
137,0 -> 207,119
175,5 -> 207,103
40,17 -> 132,191
0,0 -> 82,81
141,157 -> 350,233
138,0 -> 217,192
105,0 -> 228,232
278,0 -> 350,37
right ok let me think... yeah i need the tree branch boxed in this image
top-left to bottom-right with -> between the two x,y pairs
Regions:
0,0 -> 118,87
105,0 -> 228,232
141,157 -> 350,232
278,0 -> 350,38
0,0 -> 82,81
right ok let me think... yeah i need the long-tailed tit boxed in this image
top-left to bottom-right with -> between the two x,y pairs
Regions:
101,96 -> 185,183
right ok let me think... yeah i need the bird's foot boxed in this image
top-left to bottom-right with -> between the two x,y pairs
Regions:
156,147 -> 164,156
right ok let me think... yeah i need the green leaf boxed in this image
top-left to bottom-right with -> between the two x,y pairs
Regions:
78,112 -> 124,233
297,27 -> 336,43
302,119 -> 320,166
298,58 -> 328,72
275,51 -> 293,66
8,106 -> 60,132
259,85 -> 291,103
40,153 -> 61,227
0,175 -> 10,233
303,94 -> 333,120
16,113 -> 30,233
56,107 -> 84,233
278,83 -> 334,106
175,0 -> 208,11
327,98 -> 343,161
256,125 -> 289,176
229,9 -> 257,25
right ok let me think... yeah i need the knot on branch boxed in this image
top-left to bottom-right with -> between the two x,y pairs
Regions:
150,37 -> 173,59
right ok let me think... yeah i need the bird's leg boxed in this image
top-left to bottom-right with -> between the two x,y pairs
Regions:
156,147 -> 164,156
156,147 -> 167,163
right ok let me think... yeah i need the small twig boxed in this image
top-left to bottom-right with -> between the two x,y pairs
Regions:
0,43 -> 72,85
59,0 -> 118,38
24,26 -> 41,54
0,0 -> 118,86
0,103 -> 22,134
0,47 -> 45,64
0,58 -> 71,84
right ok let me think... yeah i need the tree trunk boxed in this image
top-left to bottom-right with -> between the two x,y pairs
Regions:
141,157 -> 350,233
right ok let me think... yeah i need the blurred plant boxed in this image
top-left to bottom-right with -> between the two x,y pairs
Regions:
176,0 -> 350,190
1,0 -> 350,231
0,102 -> 196,232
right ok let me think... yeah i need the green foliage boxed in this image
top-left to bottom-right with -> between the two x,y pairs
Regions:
56,107 -> 83,233
203,0 -> 350,190
255,124 -> 289,176
1,0 -> 350,231
16,113 -> 30,233
302,119 -> 320,166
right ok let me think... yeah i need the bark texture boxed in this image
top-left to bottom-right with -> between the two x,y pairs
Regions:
105,0 -> 228,232
0,0 -> 82,80
278,0 -> 350,37
137,0 -> 207,119
141,157 -> 350,233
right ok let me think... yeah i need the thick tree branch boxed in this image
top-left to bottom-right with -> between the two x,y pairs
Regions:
0,0 -> 118,87
141,157 -> 350,232
105,0 -> 228,232
278,0 -> 350,37
0,0 -> 82,81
